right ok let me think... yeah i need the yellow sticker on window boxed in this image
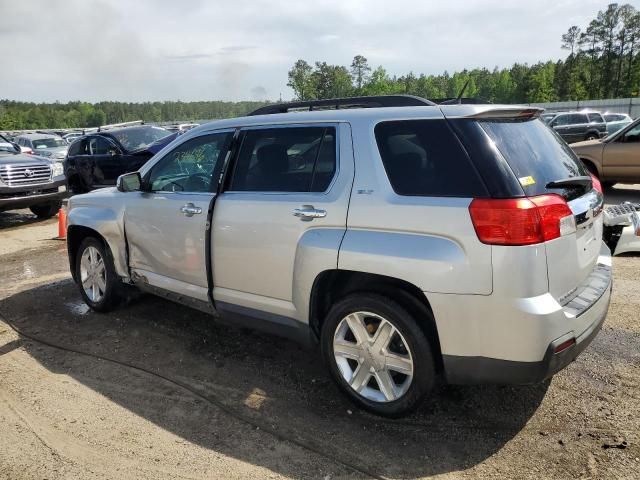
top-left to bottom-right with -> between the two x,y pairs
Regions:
519,176 -> 536,187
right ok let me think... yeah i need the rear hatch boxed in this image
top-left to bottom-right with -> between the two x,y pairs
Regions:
478,117 -> 604,301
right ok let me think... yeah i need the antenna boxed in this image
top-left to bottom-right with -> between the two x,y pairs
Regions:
455,79 -> 470,104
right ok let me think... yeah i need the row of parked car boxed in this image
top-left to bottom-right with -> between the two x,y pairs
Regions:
540,110 -> 633,143
0,123 -> 182,217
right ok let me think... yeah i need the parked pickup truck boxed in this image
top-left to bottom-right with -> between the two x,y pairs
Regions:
66,95 -> 612,417
0,134 -> 67,218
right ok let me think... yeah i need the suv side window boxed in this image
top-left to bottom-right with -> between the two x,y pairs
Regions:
229,126 -> 336,192
148,132 -> 232,193
587,113 -> 604,123
375,120 -> 486,197
68,138 -> 86,156
569,114 -> 588,124
88,136 -> 117,155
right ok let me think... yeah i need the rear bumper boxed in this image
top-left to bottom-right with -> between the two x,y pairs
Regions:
0,179 -> 67,211
431,242 -> 613,385
442,284 -> 610,384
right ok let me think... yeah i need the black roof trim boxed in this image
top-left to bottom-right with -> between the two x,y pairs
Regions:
248,95 -> 436,116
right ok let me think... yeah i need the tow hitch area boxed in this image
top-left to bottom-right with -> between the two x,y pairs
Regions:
603,202 -> 640,255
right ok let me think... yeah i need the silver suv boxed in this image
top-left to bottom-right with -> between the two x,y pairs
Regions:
66,95 -> 612,417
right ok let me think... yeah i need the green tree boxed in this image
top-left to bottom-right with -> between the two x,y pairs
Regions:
350,55 -> 371,93
287,59 -> 315,100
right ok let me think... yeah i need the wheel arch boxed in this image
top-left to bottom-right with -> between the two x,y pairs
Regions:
579,157 -> 601,177
67,206 -> 129,283
309,269 -> 444,373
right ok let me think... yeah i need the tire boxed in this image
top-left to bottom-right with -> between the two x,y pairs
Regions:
75,237 -> 125,312
321,293 -> 436,417
29,201 -> 61,219
585,133 -> 599,141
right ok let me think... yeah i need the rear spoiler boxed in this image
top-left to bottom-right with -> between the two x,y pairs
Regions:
439,105 -> 544,120
466,108 -> 543,120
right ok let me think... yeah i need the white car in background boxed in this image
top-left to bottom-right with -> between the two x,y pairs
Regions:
603,113 -> 633,135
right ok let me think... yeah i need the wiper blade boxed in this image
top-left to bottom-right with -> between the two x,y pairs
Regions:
546,176 -> 592,190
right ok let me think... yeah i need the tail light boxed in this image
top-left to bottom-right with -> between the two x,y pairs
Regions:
590,173 -> 602,193
469,194 -> 576,246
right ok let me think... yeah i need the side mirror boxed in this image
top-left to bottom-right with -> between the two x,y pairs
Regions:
117,172 -> 142,192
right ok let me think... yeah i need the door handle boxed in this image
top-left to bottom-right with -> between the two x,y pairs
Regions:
293,205 -> 326,221
180,203 -> 202,217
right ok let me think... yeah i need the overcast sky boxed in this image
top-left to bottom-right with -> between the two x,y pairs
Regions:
1,0 -> 638,103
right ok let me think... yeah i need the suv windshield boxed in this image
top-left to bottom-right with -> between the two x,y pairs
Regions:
32,138 -> 66,149
0,135 -> 16,153
480,118 -> 589,199
110,127 -> 170,151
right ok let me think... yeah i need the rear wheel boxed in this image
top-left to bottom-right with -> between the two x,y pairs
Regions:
585,133 -> 599,141
75,237 -> 125,312
29,201 -> 61,219
321,293 -> 436,417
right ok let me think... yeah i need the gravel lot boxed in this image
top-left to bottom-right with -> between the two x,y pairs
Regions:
0,186 -> 639,480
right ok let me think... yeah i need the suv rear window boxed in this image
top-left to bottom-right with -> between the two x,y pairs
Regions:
374,120 -> 486,197
480,119 -> 589,198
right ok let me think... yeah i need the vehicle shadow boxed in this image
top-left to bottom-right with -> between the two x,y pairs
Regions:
0,281 -> 549,478
0,210 -> 54,230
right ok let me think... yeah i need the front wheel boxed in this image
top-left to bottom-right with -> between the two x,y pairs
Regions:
585,133 -> 599,141
29,201 -> 61,219
321,293 -> 436,417
75,237 -> 125,312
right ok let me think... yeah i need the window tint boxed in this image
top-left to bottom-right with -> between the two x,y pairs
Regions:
622,124 -> 640,143
480,119 -> 589,199
229,127 -> 336,192
68,138 -> 86,156
88,137 -> 116,155
375,120 -> 486,197
110,126 -> 171,151
148,132 -> 232,192
552,115 -> 569,126
604,114 -> 626,122
587,113 -> 604,123
567,114 -> 587,124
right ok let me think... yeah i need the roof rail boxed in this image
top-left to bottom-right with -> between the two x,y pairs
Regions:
248,95 -> 436,116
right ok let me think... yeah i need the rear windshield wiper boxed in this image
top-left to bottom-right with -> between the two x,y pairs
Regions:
545,176 -> 592,190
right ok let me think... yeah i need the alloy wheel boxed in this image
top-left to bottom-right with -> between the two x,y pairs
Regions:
80,246 -> 106,303
333,311 -> 414,403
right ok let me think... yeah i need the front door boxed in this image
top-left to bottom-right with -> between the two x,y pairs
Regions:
603,122 -> 640,181
124,131 -> 233,302
211,123 -> 352,320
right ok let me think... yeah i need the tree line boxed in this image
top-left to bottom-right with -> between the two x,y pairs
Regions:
0,100 -> 267,131
2,3 -> 639,131
287,3 -> 640,103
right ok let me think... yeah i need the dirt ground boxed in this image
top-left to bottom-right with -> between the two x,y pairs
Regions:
0,187 -> 639,480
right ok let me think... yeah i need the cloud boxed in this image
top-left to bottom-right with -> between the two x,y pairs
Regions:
0,0 -> 631,102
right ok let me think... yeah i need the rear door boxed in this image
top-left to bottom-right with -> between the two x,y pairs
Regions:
602,122 -> 640,180
211,123 -> 352,320
480,118 -> 604,301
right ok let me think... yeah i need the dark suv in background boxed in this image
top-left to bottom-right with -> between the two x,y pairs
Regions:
64,125 -> 173,193
545,111 -> 607,144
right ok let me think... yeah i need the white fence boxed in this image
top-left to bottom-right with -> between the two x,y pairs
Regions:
527,98 -> 640,118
